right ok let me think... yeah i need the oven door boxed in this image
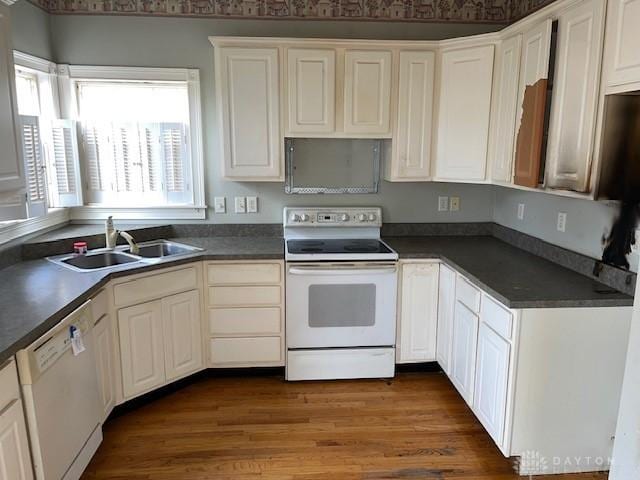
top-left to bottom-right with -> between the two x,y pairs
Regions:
286,262 -> 398,349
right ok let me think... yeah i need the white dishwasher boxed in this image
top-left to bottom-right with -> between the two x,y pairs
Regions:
16,301 -> 103,480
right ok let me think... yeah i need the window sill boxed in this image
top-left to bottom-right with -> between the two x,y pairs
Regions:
0,208 -> 70,246
69,205 -> 207,221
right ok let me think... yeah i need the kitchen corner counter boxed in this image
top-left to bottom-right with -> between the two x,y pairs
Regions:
0,236 -> 284,365
384,236 -> 634,309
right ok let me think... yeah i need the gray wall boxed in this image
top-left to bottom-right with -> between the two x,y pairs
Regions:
50,14 -> 500,223
10,1 -> 53,60
493,186 -> 637,272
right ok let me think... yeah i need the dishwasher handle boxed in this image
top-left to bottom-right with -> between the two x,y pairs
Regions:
288,266 -> 397,276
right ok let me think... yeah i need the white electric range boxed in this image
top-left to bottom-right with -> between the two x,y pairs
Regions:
284,207 -> 398,381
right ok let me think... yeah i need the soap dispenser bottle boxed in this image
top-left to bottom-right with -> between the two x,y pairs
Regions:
105,216 -> 117,249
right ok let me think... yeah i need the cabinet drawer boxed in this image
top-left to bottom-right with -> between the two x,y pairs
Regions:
207,263 -> 281,285
481,294 -> 513,340
209,307 -> 282,335
208,285 -> 281,307
91,289 -> 109,323
114,267 -> 198,307
0,359 -> 20,410
456,275 -> 481,313
210,337 -> 282,365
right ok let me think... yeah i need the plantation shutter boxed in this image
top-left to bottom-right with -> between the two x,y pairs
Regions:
160,123 -> 191,204
19,115 -> 47,218
81,122 -> 113,203
49,119 -> 82,207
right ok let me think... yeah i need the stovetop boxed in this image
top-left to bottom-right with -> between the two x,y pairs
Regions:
287,239 -> 394,255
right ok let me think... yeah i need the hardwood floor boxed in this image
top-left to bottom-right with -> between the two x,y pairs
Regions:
82,372 -> 608,480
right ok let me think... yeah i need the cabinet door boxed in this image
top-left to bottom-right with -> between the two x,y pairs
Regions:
545,0 -> 605,192
343,50 -> 392,135
93,314 -> 116,422
489,35 -> 522,183
286,48 -> 335,135
0,399 -> 33,480
118,300 -> 165,399
389,51 -> 436,180
0,5 -> 26,195
450,301 -> 479,406
436,264 -> 456,374
162,290 -> 203,382
474,323 -> 510,448
435,45 -> 494,181
397,263 -> 439,363
217,47 -> 282,180
516,19 -> 552,133
605,0 -> 640,87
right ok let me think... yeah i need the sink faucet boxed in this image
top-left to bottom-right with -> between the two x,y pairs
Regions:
105,216 -> 139,254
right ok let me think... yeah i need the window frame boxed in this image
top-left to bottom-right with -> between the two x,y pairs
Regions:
58,64 -> 206,220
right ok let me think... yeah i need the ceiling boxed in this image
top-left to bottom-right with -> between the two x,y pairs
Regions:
29,0 -> 555,23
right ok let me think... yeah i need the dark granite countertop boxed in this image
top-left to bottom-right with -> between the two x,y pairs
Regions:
383,236 -> 634,309
0,233 -> 633,365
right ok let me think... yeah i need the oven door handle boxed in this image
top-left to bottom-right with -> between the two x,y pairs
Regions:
288,267 -> 397,276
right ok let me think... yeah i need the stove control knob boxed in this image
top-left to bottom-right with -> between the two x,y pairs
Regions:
340,213 -> 350,222
300,214 -> 310,222
367,213 -> 377,222
290,214 -> 301,223
357,213 -> 366,222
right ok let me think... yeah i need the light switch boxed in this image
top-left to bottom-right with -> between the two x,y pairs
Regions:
517,203 -> 525,220
450,197 -> 460,212
557,212 -> 567,232
234,196 -> 246,214
214,197 -> 226,214
246,196 -> 258,213
438,196 -> 449,212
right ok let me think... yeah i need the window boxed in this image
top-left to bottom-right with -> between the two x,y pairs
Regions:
76,81 -> 192,206
15,67 -> 47,218
57,66 -> 205,218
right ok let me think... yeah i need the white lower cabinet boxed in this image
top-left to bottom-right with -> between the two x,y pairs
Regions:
450,300 -> 479,406
473,322 -> 510,447
0,360 -> 33,480
397,262 -> 439,363
93,314 -> 116,422
118,290 -> 203,399
118,300 -> 165,398
163,290 -> 203,382
435,264 -> 456,374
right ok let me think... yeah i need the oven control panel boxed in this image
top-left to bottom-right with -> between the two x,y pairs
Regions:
284,207 -> 382,227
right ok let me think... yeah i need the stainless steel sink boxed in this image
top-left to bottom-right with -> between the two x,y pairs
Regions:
47,240 -> 203,272
53,251 -> 141,272
123,240 -> 203,258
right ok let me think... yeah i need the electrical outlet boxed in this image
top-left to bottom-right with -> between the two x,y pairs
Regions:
234,196 -> 246,214
438,196 -> 449,212
557,212 -> 567,232
213,197 -> 226,214
450,196 -> 460,212
246,196 -> 258,213
517,203 -> 525,220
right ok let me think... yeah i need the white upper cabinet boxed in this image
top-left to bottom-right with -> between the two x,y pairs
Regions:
397,262 -> 439,364
545,0 -> 605,192
216,47 -> 282,181
286,49 -> 335,135
604,0 -> 640,88
0,5 -> 26,196
489,35 -> 522,183
516,20 -> 552,125
386,50 -> 436,181
343,50 -> 392,135
434,45 -> 494,182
